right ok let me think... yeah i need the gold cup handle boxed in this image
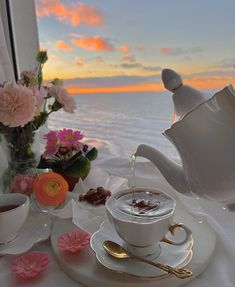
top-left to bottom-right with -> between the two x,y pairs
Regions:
162,223 -> 192,245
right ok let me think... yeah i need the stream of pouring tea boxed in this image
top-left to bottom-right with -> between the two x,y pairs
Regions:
131,153 -> 136,194
131,153 -> 136,214
130,152 -> 162,215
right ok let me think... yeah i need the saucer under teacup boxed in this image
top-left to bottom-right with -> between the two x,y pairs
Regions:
0,209 -> 51,255
90,220 -> 193,278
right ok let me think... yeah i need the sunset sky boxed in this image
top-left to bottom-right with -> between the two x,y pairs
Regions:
35,0 -> 235,94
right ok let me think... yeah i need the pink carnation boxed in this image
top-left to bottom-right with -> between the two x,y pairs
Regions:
31,86 -> 47,109
49,85 -> 76,113
0,84 -> 36,127
11,174 -> 35,195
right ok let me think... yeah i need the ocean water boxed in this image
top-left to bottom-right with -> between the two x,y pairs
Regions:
48,92 -> 179,159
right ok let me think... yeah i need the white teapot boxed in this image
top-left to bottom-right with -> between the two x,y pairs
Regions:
136,69 -> 235,203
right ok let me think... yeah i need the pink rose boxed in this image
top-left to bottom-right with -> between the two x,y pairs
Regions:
11,174 -> 35,195
0,84 -> 36,127
49,86 -> 76,113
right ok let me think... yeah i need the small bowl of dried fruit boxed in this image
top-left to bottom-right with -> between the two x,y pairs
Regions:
74,167 -> 128,209
72,166 -> 128,233
79,186 -> 111,206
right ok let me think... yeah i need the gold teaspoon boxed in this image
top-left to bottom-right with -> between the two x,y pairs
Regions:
103,240 -> 193,279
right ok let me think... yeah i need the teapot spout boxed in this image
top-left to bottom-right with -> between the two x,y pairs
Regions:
135,144 -> 190,194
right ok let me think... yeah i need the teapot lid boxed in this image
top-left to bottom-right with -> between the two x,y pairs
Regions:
162,69 -> 210,121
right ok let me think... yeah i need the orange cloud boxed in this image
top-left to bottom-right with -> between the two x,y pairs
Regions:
36,0 -> 104,26
118,45 -> 131,53
160,47 -> 174,54
55,40 -> 72,52
160,46 -> 203,56
71,36 -> 114,52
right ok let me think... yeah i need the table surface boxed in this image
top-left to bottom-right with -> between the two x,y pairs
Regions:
1,153 -> 235,287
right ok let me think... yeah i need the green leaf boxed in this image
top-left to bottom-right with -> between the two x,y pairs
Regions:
37,156 -> 57,169
61,151 -> 82,170
63,156 -> 91,178
50,100 -> 63,112
86,147 -> 98,161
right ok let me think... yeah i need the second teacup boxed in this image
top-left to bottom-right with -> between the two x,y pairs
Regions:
106,188 -> 192,257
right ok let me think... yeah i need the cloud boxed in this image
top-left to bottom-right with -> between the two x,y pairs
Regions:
68,33 -> 82,38
36,0 -> 104,26
92,56 -> 106,64
118,44 -> 144,54
160,47 -> 185,56
120,63 -> 141,69
160,46 -> 203,56
215,58 -> 235,69
136,45 -> 144,51
120,62 -> 161,72
55,40 -> 72,52
120,54 -> 136,62
118,45 -> 131,53
184,70 -> 235,78
65,74 -> 160,88
63,70 -> 235,94
71,35 -> 114,52
64,74 -> 163,93
75,57 -> 85,66
68,34 -> 144,55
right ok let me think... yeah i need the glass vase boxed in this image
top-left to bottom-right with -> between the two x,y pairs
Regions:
0,128 -> 41,194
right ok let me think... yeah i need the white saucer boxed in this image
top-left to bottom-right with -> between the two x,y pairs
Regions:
90,220 -> 193,278
0,209 -> 51,255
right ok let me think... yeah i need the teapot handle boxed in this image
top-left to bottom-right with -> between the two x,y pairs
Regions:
161,223 -> 192,246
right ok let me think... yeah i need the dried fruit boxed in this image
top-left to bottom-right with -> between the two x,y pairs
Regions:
79,187 -> 111,205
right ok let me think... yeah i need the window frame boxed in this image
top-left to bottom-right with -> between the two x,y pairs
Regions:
0,0 -> 39,80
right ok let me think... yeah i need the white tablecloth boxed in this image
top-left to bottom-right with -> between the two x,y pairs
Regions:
1,155 -> 235,287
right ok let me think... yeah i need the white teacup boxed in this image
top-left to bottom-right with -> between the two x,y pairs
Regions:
106,188 -> 192,257
0,193 -> 30,245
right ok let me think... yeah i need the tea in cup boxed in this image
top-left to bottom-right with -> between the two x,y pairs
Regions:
106,188 -> 192,257
0,193 -> 30,245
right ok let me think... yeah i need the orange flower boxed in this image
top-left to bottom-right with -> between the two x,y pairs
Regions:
33,172 -> 69,206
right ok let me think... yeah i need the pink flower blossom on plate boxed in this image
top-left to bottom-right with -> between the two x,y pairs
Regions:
11,174 -> 35,195
44,130 -> 60,158
11,251 -> 49,279
49,85 -> 76,113
57,230 -> 91,253
0,84 -> 36,127
58,129 -> 84,146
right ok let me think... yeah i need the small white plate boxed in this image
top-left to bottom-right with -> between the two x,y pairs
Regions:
0,209 -> 51,255
90,220 -> 193,278
51,199 -> 216,287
